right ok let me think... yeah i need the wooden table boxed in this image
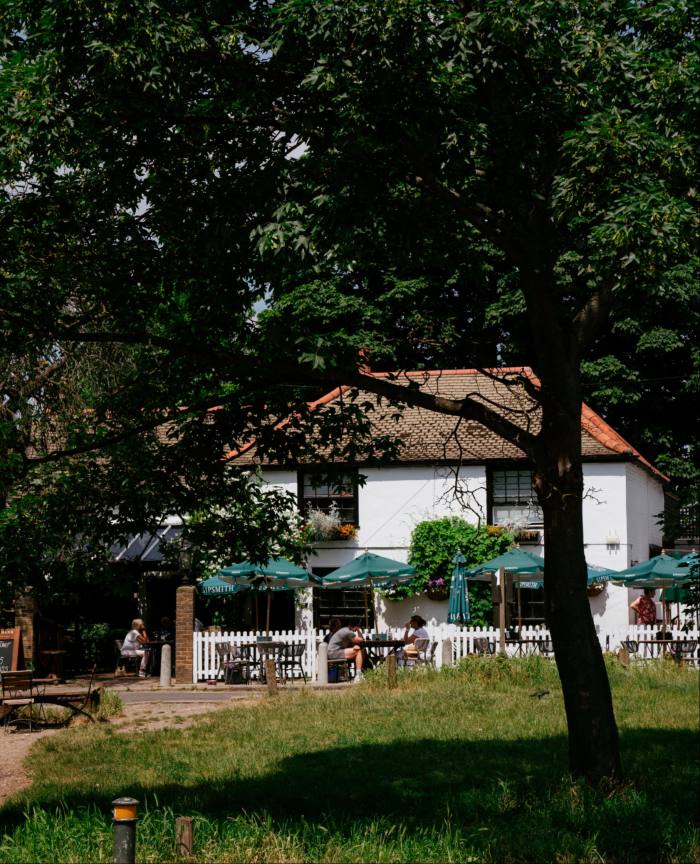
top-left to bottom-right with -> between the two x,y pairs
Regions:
361,639 -> 406,668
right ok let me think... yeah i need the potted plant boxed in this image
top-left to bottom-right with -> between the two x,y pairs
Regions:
306,505 -> 357,541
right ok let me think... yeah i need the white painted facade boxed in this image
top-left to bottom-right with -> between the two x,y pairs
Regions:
265,460 -> 665,634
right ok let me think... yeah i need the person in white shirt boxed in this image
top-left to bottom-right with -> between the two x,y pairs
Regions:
121,618 -> 150,677
399,615 -> 429,666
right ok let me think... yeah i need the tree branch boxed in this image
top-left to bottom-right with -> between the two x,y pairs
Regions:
340,370 -> 539,458
573,280 -> 614,357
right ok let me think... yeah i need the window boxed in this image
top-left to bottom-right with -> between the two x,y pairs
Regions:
299,468 -> 359,525
491,469 -> 543,526
312,568 -> 373,630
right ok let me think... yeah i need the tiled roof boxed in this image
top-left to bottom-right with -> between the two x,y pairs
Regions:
228,367 -> 667,481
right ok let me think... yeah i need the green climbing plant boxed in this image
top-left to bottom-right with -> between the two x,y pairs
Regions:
386,517 -> 513,627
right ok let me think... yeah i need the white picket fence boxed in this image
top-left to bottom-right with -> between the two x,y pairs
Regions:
192,623 -> 700,683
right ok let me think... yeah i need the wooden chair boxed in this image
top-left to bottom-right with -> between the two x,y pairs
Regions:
276,643 -> 307,683
1,671 -> 36,733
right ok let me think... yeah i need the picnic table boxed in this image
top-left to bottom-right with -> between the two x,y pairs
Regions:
1,669 -> 99,730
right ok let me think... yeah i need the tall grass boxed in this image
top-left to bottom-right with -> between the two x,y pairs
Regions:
0,658 -> 697,863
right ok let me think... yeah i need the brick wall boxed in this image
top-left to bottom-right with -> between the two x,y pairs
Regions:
175,585 -> 195,683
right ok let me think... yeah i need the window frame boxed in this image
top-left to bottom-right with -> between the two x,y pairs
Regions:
488,467 -> 543,527
297,467 -> 360,527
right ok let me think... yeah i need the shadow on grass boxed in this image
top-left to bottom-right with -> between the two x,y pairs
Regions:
1,727 -> 697,837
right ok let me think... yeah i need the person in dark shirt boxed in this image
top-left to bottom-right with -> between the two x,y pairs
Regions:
323,618 -> 342,644
327,622 -> 365,682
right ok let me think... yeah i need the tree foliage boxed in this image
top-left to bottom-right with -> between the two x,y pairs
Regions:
1,0 -> 698,782
399,517 -> 513,627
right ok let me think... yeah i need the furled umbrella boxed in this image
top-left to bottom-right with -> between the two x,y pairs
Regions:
447,551 -> 470,625
217,558 -> 316,634
321,552 -> 417,629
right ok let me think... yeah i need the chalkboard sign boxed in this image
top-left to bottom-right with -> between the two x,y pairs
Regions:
0,627 -> 24,673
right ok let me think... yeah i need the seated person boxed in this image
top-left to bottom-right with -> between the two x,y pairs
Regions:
156,616 -> 174,642
327,621 -> 365,682
399,615 -> 429,666
121,618 -> 150,677
323,618 -> 343,644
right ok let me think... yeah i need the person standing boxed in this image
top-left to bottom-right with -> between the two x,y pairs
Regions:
630,589 -> 657,626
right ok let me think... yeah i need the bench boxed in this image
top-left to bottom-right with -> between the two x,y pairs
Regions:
33,666 -> 99,724
1,671 -> 36,733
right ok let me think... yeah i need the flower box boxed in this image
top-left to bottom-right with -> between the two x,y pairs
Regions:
515,529 -> 541,544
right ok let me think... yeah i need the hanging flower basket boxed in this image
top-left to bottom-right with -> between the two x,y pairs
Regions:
426,579 -> 450,601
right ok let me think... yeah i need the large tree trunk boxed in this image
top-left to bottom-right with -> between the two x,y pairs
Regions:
534,367 -> 623,784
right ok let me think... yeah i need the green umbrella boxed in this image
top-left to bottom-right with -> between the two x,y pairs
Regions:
609,553 -> 696,589
518,562 -> 616,590
467,549 -> 618,649
198,576 -> 243,596
321,552 -> 416,629
321,552 -> 416,588
662,585 -> 693,604
467,548 -> 544,579
218,557 -> 316,633
447,552 -> 470,624
468,549 -> 614,585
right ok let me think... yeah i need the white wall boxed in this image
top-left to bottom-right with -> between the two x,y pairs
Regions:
263,461 -> 665,633
624,463 -> 665,625
625,463 -> 664,565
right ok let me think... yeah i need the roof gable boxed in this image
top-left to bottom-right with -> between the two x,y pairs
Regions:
229,367 -> 666,482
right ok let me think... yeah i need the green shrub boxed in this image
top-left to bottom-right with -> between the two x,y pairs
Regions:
388,517 -> 512,625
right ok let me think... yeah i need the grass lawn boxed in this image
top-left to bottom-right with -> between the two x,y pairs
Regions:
0,656 -> 698,863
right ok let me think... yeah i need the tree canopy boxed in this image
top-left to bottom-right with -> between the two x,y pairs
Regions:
1,0 -> 698,781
